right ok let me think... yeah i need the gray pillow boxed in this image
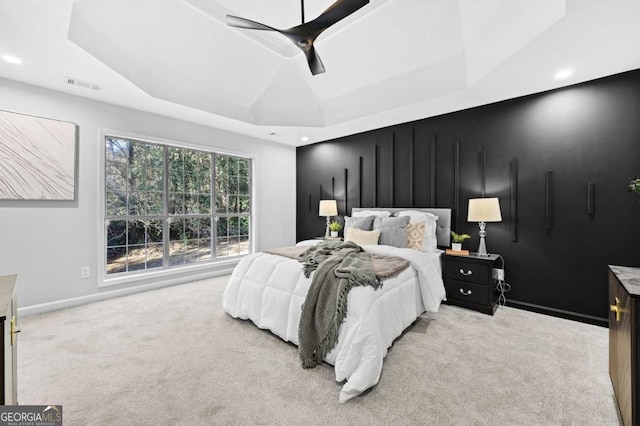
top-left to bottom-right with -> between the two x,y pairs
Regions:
344,215 -> 375,231
373,216 -> 410,248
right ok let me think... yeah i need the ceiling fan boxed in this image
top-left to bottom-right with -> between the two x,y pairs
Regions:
227,0 -> 369,76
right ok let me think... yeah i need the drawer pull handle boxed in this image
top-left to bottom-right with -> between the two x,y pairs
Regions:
459,269 -> 473,276
610,297 -> 622,322
459,288 -> 472,296
10,316 -> 19,346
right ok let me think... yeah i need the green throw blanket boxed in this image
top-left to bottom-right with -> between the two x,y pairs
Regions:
298,241 -> 383,369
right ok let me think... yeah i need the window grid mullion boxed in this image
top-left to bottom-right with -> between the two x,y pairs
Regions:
212,153 -> 217,260
163,145 -> 170,271
105,138 -> 251,276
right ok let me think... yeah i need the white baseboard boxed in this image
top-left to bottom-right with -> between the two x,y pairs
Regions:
18,267 -> 234,317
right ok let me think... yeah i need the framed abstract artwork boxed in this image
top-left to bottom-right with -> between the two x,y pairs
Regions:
0,110 -> 78,200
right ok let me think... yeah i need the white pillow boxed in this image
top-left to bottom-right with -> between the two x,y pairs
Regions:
296,240 -> 320,247
396,210 -> 439,251
345,228 -> 380,246
352,210 -> 391,218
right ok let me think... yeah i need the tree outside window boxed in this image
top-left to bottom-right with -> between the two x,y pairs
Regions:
105,137 -> 251,275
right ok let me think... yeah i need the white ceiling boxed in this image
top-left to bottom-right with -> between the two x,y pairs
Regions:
0,0 -> 639,146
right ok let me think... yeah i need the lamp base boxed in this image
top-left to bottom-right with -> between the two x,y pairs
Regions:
325,216 -> 330,238
477,221 -> 489,256
477,238 -> 488,256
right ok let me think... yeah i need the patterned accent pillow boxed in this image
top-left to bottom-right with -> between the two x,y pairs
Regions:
373,216 -> 410,248
396,211 -> 439,252
406,221 -> 425,250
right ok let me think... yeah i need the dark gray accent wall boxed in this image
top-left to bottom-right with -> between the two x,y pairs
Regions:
296,69 -> 640,325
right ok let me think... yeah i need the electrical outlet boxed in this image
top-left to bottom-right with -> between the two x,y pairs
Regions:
80,266 -> 91,279
492,268 -> 505,281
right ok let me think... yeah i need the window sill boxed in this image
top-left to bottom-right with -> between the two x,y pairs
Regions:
99,257 -> 243,289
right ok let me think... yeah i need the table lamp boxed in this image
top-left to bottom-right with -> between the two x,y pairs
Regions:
319,200 -> 338,238
467,198 -> 502,256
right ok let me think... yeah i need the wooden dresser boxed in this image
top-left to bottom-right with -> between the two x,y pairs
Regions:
0,275 -> 18,405
609,265 -> 640,425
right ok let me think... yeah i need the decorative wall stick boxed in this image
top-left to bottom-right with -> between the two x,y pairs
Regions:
374,145 -> 379,207
545,170 -> 553,231
344,168 -> 349,216
510,158 -> 519,242
587,182 -> 595,216
454,141 -> 460,231
359,156 -> 363,207
332,177 -> 335,200
479,148 -> 486,197
391,133 -> 395,207
431,135 -> 437,206
409,129 -> 414,207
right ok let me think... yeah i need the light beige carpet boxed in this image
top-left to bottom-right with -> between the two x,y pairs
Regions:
18,276 -> 620,425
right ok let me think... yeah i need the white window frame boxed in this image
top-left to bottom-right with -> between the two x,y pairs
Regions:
97,128 -> 256,288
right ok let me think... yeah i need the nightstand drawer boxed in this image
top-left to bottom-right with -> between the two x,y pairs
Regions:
444,261 -> 491,285
445,279 -> 490,306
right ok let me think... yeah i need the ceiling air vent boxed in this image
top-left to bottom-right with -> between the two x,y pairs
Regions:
65,76 -> 102,91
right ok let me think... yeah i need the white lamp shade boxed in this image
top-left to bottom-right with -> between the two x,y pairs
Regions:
468,198 -> 502,222
319,200 -> 338,217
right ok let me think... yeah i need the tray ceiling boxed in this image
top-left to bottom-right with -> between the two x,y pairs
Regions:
1,0 -> 639,145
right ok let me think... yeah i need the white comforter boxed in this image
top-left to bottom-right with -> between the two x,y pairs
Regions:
222,243 -> 446,402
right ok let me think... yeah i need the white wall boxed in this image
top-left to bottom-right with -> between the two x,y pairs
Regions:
0,78 -> 297,311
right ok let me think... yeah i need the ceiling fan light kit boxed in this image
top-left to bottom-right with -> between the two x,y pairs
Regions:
227,0 -> 369,75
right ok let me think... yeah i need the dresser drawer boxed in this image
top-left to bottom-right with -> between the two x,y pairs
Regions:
444,260 -> 492,285
445,279 -> 490,306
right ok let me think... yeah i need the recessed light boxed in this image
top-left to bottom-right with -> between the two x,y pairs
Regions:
554,69 -> 573,79
301,136 -> 309,142
1,55 -> 22,65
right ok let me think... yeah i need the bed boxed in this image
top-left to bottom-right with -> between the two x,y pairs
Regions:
222,208 -> 451,402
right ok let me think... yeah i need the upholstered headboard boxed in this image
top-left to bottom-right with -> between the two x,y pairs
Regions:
351,207 -> 452,248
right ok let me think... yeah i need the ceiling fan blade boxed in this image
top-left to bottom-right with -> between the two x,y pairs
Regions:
312,0 -> 369,29
227,1 -> 367,76
226,15 -> 277,31
305,45 -> 326,75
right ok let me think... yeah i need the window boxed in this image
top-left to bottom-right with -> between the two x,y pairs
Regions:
215,155 -> 251,257
104,136 -> 251,276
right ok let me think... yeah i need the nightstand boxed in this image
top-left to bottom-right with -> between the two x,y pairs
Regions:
442,252 -> 500,315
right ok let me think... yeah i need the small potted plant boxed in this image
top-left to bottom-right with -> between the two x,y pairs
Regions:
328,221 -> 343,238
629,178 -> 640,194
450,231 -> 471,251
